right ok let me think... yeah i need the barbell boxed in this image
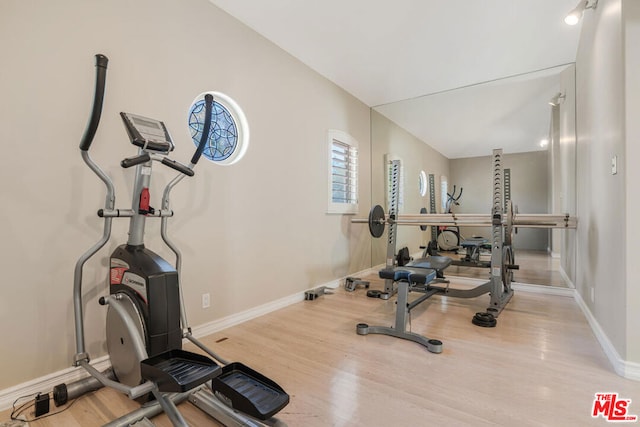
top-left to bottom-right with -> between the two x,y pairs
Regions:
353,203 -> 577,238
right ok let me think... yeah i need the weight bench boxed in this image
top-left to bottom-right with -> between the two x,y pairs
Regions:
450,237 -> 491,268
462,237 -> 488,260
356,267 -> 443,353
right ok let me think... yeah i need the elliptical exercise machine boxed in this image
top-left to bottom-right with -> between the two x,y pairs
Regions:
56,54 -> 289,426
436,185 -> 463,251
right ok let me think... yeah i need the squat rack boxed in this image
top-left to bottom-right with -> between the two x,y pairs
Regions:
353,149 -> 578,292
352,149 -> 578,351
356,150 -> 522,314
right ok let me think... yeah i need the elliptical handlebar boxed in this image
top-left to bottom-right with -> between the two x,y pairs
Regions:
79,54 -> 213,169
162,157 -> 195,176
159,92 -> 212,175
121,153 -> 151,169
79,54 -> 109,152
445,185 -> 463,213
190,93 -> 213,166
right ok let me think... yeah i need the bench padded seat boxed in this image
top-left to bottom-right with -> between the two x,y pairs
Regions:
461,237 -> 488,248
406,256 -> 452,271
379,268 -> 437,285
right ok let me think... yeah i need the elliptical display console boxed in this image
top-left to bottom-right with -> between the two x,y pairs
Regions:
120,112 -> 174,152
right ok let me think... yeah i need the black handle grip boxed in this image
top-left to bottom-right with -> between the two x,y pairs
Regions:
190,93 -> 214,165
121,153 -> 151,168
162,158 -> 195,177
79,54 -> 109,151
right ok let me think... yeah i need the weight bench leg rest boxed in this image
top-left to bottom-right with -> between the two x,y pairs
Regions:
356,323 -> 443,354
356,280 -> 443,353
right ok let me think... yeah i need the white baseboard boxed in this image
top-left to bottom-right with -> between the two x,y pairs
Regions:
192,266 -> 381,339
0,270 -> 374,412
621,360 -> 640,381
511,282 -> 576,297
573,290 -> 640,381
190,288 -> 306,339
558,264 -> 576,289
513,282 -> 639,380
0,356 -> 111,412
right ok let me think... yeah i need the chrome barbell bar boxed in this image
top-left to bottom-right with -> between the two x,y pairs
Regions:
352,204 -> 577,238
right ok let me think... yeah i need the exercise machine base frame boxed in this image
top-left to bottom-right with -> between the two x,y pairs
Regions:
356,323 -> 443,354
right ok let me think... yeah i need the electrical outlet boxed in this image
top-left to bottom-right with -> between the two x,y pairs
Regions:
202,293 -> 210,309
611,155 -> 617,175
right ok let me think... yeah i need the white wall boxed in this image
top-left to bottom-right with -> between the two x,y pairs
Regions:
575,0 -> 640,366
0,0 -> 371,389
622,0 -> 640,365
575,0 -> 626,357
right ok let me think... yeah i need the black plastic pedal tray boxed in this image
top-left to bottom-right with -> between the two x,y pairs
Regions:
141,349 -> 221,392
211,362 -> 289,420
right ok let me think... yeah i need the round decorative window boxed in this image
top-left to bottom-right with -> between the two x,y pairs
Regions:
188,91 -> 249,165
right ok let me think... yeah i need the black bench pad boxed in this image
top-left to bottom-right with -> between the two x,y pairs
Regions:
379,268 -> 437,284
407,256 -> 452,271
461,237 -> 488,247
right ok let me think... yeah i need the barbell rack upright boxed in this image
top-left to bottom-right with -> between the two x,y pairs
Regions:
383,160 -> 402,295
428,173 -> 437,244
487,149 -> 514,316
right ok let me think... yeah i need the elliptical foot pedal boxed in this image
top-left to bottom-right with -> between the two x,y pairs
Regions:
211,362 -> 289,420
141,349 -> 221,393
472,312 -> 497,327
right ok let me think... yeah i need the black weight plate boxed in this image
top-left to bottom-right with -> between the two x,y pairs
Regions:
368,205 -> 386,238
366,290 -> 382,298
472,312 -> 497,327
419,207 -> 428,231
502,245 -> 514,287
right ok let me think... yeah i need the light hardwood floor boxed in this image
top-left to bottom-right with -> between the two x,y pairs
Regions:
2,273 -> 637,426
442,249 -> 569,287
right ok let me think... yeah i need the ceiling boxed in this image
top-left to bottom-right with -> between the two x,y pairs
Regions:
209,0 -> 584,158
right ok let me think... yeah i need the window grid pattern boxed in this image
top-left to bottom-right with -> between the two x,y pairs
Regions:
188,98 -> 238,162
331,139 -> 358,205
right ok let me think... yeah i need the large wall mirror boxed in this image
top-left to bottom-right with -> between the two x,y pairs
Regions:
370,64 -> 577,288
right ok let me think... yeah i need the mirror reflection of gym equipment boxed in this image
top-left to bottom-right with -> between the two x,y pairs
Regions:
352,151 -> 577,350
371,65 -> 577,290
